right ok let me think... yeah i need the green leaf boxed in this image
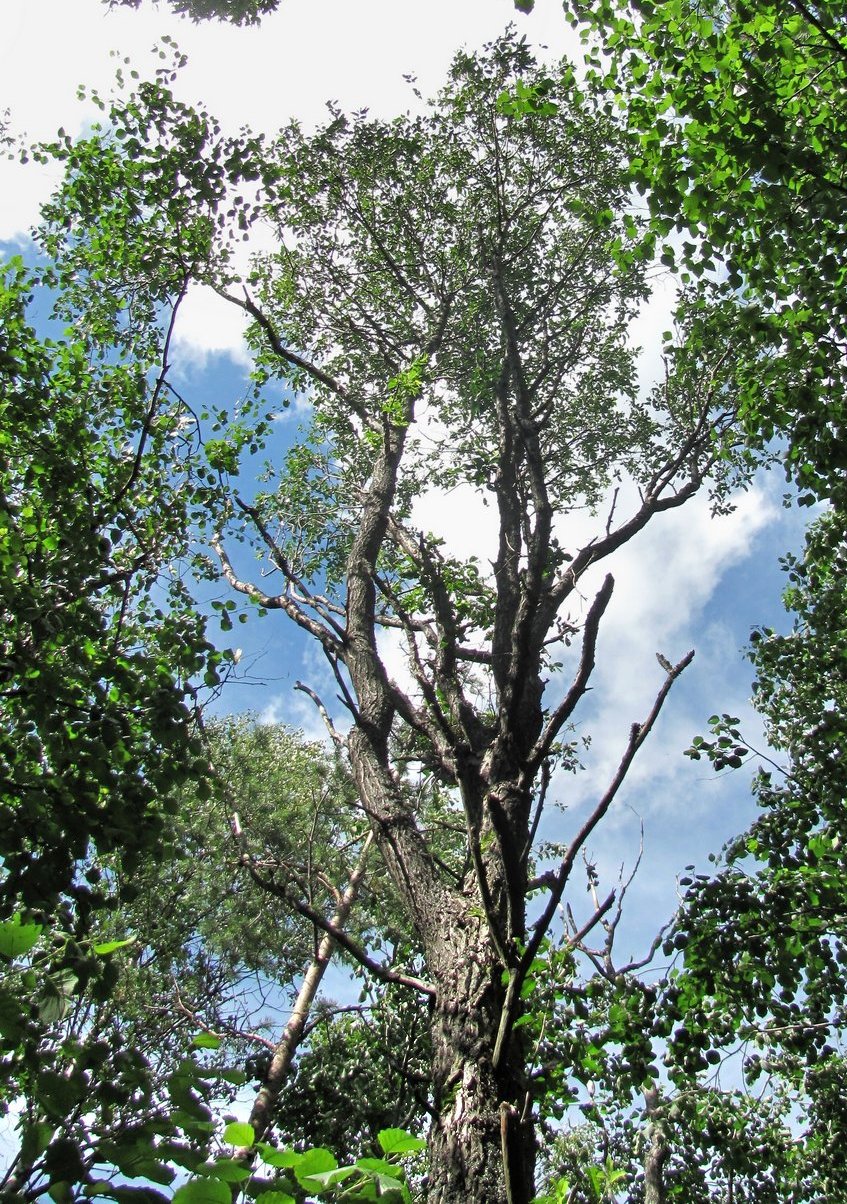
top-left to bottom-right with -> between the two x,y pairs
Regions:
256,1144 -> 299,1169
197,1159 -> 250,1184
92,938 -> 136,955
305,1166 -> 358,1188
377,1129 -> 427,1155
191,1032 -> 222,1050
127,1161 -> 175,1187
0,914 -> 43,958
37,971 -> 79,1024
294,1147 -> 338,1188
356,1157 -> 402,1176
172,1178 -> 231,1204
222,1121 -> 255,1147
217,1068 -> 247,1086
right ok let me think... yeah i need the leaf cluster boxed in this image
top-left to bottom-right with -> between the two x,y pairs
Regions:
564,0 -> 847,503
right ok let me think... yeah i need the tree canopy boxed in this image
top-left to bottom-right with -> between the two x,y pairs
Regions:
3,6 -> 847,1204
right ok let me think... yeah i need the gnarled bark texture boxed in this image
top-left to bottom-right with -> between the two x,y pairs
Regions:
643,1086 -> 669,1204
426,928 -> 533,1203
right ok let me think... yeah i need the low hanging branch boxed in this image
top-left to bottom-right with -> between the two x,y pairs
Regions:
245,861 -> 435,998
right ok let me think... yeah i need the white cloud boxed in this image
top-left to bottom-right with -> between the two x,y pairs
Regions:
595,483 -> 777,653
171,281 -> 252,366
413,478 -> 499,565
528,476 -> 797,953
630,270 -> 680,392
545,481 -> 776,801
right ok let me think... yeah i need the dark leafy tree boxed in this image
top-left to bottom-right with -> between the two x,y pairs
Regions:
278,982 -> 431,1164
0,259 -> 213,920
0,250 -> 229,1199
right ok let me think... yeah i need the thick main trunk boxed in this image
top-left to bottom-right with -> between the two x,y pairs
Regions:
425,928 -> 534,1204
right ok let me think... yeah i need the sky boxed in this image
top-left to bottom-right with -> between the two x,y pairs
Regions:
1,0 -> 811,1007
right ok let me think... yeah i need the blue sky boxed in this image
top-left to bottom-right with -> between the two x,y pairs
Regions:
1,0 -> 815,1058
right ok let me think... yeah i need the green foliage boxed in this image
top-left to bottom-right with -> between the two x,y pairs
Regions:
0,259 -> 213,916
160,1125 -> 422,1204
0,712 -> 422,1199
0,248 -> 228,1196
243,1126 -> 421,1201
563,0 -> 847,503
549,1089 -> 808,1202
671,508 -> 847,1055
9,18 -> 838,1201
107,0 -> 281,25
31,51 -> 268,355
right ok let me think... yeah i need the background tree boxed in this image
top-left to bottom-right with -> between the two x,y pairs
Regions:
279,981 -> 431,1163
0,715 -> 413,1200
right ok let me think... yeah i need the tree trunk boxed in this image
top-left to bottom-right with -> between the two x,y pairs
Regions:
643,1086 -> 668,1204
425,924 -> 534,1204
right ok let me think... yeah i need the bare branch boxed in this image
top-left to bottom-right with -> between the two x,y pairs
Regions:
564,890 -> 616,954
241,834 -> 375,1152
234,496 -> 347,640
529,574 -> 615,774
294,681 -> 346,754
521,759 -> 551,868
215,284 -> 356,409
245,861 -> 435,998
112,273 -> 189,510
212,534 -> 343,658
